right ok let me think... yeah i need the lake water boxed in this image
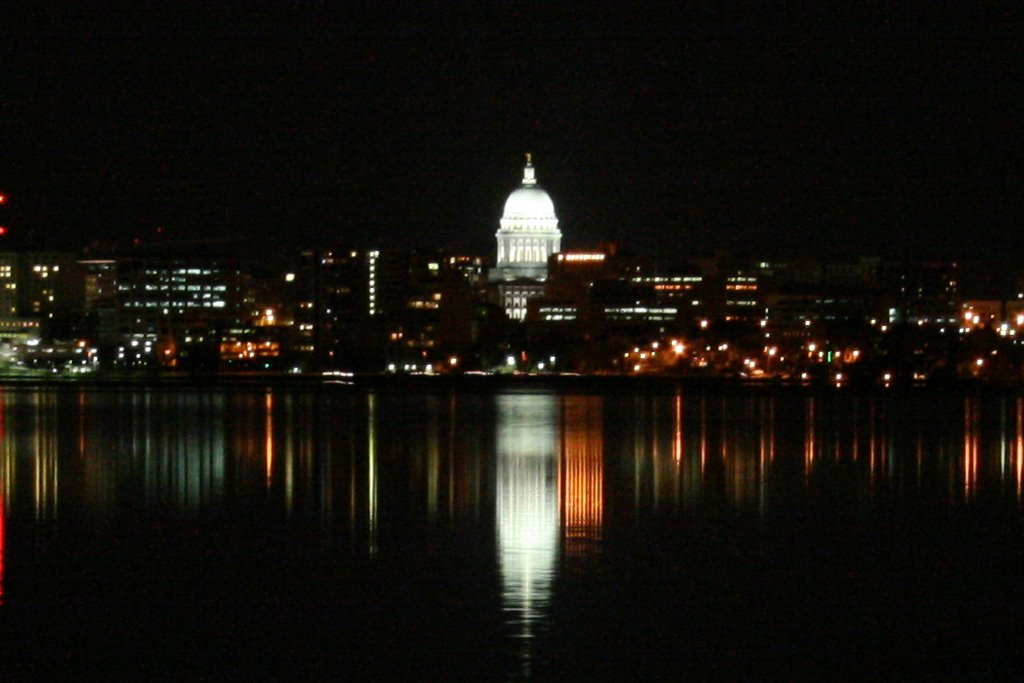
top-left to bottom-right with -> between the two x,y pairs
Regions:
0,383 -> 1022,678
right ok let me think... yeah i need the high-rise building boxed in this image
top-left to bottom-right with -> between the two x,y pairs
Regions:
489,154 -> 562,320
0,251 -> 82,341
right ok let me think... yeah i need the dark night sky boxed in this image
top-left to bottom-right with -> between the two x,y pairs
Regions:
1,5 -> 1021,269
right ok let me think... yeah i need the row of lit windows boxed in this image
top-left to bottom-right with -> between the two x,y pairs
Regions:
123,300 -> 227,309
633,276 -> 702,284
141,268 -> 223,276
140,284 -> 225,292
605,306 -> 678,321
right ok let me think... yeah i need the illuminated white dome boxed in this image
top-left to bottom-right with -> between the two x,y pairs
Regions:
503,186 -> 556,220
498,156 -> 561,234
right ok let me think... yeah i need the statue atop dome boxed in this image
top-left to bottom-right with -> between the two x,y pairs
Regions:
522,153 -> 537,186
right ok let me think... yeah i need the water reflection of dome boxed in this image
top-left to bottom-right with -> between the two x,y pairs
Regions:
495,393 -> 558,675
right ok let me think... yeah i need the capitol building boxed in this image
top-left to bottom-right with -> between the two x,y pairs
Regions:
489,154 -> 562,320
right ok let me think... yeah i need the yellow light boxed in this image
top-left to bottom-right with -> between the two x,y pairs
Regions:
449,356 -> 459,366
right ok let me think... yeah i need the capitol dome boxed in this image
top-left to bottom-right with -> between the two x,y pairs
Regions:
491,154 -> 564,321
498,155 -> 560,230
501,155 -> 557,221
502,184 -> 556,220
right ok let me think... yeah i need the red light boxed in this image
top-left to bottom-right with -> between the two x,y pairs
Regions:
0,194 -> 6,204
0,227 -> 7,236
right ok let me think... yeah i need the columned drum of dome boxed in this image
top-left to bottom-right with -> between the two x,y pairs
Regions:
490,154 -> 563,320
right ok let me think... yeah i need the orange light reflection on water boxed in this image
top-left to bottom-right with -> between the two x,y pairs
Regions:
1016,398 -> 1023,499
964,399 -> 979,499
264,391 -> 274,487
561,397 -> 603,558
804,398 -> 816,477
673,393 -> 683,464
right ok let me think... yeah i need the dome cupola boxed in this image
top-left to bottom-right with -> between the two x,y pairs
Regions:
502,153 -> 557,221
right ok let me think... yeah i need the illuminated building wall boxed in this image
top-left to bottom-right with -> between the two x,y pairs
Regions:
881,259 -> 959,325
384,249 -> 485,369
106,254 -> 247,368
115,259 -> 240,318
0,251 -> 81,339
79,259 -> 118,310
0,254 -> 16,316
634,274 -> 705,321
292,248 -> 423,370
724,273 -> 762,322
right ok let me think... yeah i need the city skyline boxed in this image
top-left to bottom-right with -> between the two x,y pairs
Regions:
2,7 -> 1021,268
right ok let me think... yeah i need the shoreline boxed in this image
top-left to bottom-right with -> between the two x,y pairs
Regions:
1,371 -> 1022,395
